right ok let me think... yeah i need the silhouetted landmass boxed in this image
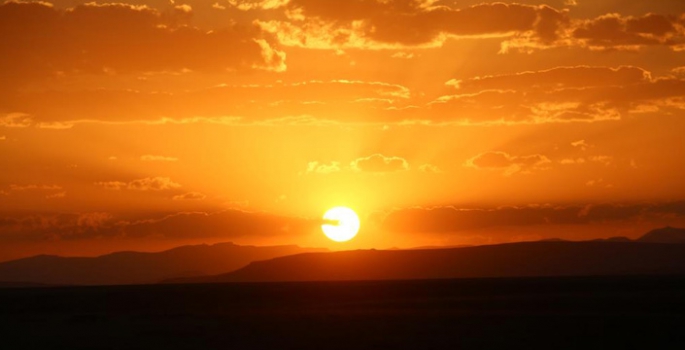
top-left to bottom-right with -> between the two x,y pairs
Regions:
171,240 -> 685,284
405,244 -> 473,250
593,236 -> 632,242
637,226 -> 685,243
0,243 -> 325,286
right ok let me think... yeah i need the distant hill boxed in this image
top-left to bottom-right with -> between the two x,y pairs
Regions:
168,241 -> 685,284
591,236 -> 631,242
0,243 -> 326,286
637,227 -> 685,244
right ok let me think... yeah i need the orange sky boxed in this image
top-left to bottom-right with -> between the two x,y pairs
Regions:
2,0 -> 685,261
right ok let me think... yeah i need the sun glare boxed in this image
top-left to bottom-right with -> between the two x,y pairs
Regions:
322,206 -> 360,242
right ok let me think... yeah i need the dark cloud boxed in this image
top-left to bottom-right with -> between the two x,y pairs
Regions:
259,1 -> 569,49
382,202 -> 685,233
572,13 -> 684,50
0,1 -> 284,87
429,66 -> 685,125
0,210 -> 319,241
264,3 -> 681,53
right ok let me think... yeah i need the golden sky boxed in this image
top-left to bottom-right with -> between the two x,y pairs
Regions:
2,0 -> 685,260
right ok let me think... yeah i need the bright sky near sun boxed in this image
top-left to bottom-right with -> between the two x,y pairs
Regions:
2,0 -> 685,260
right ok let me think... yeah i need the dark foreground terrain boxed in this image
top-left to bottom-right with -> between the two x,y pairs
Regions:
2,276 -> 685,349
168,240 -> 685,284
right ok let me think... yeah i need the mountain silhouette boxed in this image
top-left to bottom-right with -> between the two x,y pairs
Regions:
637,226 -> 685,244
0,243 -> 325,286
168,240 -> 685,284
598,236 -> 632,242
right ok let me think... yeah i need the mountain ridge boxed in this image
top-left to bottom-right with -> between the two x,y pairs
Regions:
3,227 -> 685,286
0,242 -> 326,286
165,240 -> 685,284
637,226 -> 685,243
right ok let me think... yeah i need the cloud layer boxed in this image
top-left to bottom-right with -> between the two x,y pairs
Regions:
465,152 -> 551,176
382,202 -> 685,233
96,177 -> 181,191
0,210 -> 319,241
258,1 -> 569,49
0,1 -> 284,87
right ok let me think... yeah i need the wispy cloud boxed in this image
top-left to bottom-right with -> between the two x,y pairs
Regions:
351,154 -> 409,173
141,155 -> 179,162
96,177 -> 181,191
465,151 -> 551,176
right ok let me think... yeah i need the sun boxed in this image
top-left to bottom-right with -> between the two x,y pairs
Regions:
322,206 -> 360,242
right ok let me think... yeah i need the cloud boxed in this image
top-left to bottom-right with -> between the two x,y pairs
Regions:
0,1 -> 285,87
504,12 -> 685,52
559,155 -> 613,166
6,80 -> 409,124
418,163 -> 441,173
391,52 -> 415,59
115,210 -> 320,239
571,139 -> 591,151
3,184 -> 66,200
227,0 -> 289,11
306,161 -> 341,174
258,1 -> 569,50
172,192 -> 207,201
0,212 -> 114,241
428,92 -> 621,125
589,155 -> 613,166
307,158 -> 438,174
351,154 -> 409,173
96,177 -> 181,191
448,66 -> 651,92
0,210 -> 320,241
231,2 -> 685,53
95,181 -> 128,191
572,13 -> 684,51
429,66 -> 685,125
7,65 -> 684,126
586,179 -> 612,187
0,113 -> 32,128
141,155 -> 179,162
123,177 -> 182,191
465,151 -> 551,176
212,2 -> 227,10
46,191 -> 67,199
381,201 -> 685,233
8,184 -> 63,191
559,158 -> 585,165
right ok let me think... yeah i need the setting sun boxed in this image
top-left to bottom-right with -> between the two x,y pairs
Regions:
322,207 -> 360,242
